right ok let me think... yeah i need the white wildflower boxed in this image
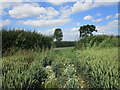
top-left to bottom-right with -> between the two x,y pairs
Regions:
81,86 -> 84,88
45,66 -> 51,69
81,81 -> 84,83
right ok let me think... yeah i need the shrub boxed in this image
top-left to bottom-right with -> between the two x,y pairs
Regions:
2,29 -> 53,55
54,41 -> 75,47
75,35 -> 119,50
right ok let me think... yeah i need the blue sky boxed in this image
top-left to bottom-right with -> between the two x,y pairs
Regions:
1,0 -> 119,41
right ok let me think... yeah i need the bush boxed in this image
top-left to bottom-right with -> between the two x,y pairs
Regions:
75,35 -> 120,50
2,29 -> 53,55
54,41 -> 75,47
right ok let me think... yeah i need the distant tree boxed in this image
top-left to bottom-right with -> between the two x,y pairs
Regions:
54,28 -> 63,42
79,24 -> 97,39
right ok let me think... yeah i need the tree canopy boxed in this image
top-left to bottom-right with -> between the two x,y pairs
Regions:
54,28 -> 63,42
79,24 -> 97,38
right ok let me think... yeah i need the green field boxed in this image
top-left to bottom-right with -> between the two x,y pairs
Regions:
1,47 -> 119,89
1,30 -> 119,89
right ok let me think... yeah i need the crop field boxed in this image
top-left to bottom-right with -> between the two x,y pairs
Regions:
1,1 -> 119,89
1,30 -> 119,89
75,47 -> 119,88
1,47 -> 119,89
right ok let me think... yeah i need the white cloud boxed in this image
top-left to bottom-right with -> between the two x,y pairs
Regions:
71,1 -> 117,15
67,28 -> 79,31
84,15 -> 93,20
94,0 -> 119,2
96,20 -> 118,32
95,32 -> 115,35
19,18 -> 71,28
46,0 -> 77,5
9,3 -> 60,19
1,0 -> 24,2
71,2 -> 93,14
96,25 -> 109,32
59,6 -> 72,19
83,15 -> 102,22
105,15 -> 112,19
0,2 -> 22,15
76,22 -> 80,26
58,1 -> 117,20
92,18 -> 102,22
2,0 -> 119,2
115,13 -> 120,18
0,19 -> 11,27
108,20 -> 119,26
37,28 -> 55,35
46,0 -> 66,5
2,1 -> 118,19
93,2 -> 117,8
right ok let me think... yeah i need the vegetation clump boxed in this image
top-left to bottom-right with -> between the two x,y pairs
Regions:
2,28 -> 53,56
1,27 -> 119,89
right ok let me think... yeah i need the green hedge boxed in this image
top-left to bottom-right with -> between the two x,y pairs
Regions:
2,29 -> 53,54
75,35 -> 120,50
54,41 -> 75,47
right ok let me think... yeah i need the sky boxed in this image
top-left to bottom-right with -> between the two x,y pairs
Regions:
0,0 -> 120,41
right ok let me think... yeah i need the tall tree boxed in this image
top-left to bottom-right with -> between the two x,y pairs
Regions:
79,24 -> 97,39
54,28 -> 63,42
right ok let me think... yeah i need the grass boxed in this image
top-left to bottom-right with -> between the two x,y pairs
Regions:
75,47 -> 119,88
75,35 -> 119,50
2,50 -> 49,89
1,47 -> 119,89
1,35 -> 119,89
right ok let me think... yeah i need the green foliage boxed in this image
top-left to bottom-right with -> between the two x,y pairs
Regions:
53,28 -> 63,42
75,35 -> 120,50
79,24 -> 97,38
2,29 -> 119,89
54,41 -> 75,47
2,29 -> 53,55
44,66 -> 58,88
2,50 -> 49,89
47,49 -> 82,88
75,48 -> 119,88
42,57 -> 52,67
62,64 -> 81,88
2,46 -> 119,88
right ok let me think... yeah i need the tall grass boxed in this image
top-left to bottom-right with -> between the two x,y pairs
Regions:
2,50 -> 50,89
1,29 -> 53,56
2,32 -> 119,89
74,35 -> 119,88
75,47 -> 119,88
75,35 -> 120,50
2,48 -> 82,89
